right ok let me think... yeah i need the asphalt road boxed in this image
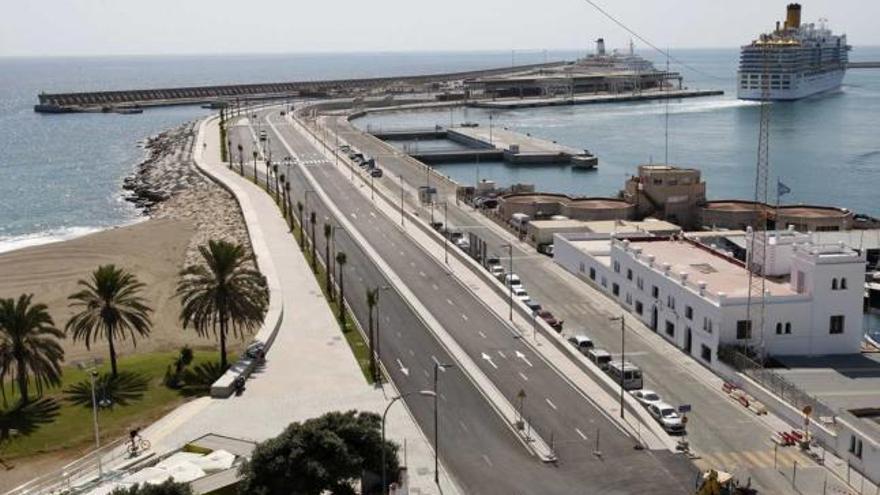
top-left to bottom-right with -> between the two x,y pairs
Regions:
228,109 -> 698,493
329,113 -> 814,495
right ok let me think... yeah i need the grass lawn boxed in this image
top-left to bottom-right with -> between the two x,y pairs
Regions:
1,349 -> 225,460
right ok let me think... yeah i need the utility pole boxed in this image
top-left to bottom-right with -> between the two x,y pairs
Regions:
434,363 -> 454,486
610,315 -> 626,420
399,174 -> 405,227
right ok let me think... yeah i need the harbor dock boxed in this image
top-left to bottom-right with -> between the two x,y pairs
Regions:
372,125 -> 598,168
471,88 -> 724,109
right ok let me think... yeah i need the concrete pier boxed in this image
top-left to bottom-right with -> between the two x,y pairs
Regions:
472,88 -> 724,109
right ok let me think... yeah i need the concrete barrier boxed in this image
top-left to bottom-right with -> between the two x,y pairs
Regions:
191,116 -> 285,398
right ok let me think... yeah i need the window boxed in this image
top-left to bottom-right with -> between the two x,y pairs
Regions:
613,260 -> 620,273
635,301 -> 644,315
796,270 -> 806,294
841,278 -> 848,290
702,317 -> 713,334
579,262 -> 585,273
850,436 -> 863,459
625,293 -> 632,305
652,286 -> 659,299
685,306 -> 693,320
627,268 -> 633,281
612,283 -> 620,296
701,345 -> 712,363
637,277 -> 644,290
589,267 -> 596,280
601,276 -> 607,288
776,323 -> 783,335
832,278 -> 838,290
665,321 -> 675,338
667,295 -> 676,310
830,315 -> 845,334
785,323 -> 792,335
737,320 -> 752,340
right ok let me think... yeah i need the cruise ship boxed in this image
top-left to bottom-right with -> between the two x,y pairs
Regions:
738,3 -> 850,100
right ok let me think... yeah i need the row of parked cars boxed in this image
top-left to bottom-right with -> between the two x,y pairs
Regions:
341,145 -> 383,178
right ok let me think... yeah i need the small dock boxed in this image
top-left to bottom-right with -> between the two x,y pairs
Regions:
370,125 -> 597,168
471,88 -> 724,109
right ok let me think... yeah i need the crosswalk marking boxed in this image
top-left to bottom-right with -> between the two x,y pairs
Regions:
698,448 -> 808,470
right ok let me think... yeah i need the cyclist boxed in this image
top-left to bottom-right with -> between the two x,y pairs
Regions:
129,427 -> 141,451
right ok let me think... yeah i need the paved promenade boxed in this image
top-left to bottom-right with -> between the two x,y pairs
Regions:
129,116 -> 459,494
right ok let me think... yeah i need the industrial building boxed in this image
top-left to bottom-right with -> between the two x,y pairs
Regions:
700,200 -> 854,232
526,218 -> 680,245
497,193 -> 634,223
621,165 -> 707,230
554,228 -> 866,364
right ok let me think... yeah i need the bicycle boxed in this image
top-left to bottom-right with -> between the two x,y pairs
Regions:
127,436 -> 151,456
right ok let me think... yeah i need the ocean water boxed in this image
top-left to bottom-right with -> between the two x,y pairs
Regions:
0,51 -> 571,252
354,47 -> 880,217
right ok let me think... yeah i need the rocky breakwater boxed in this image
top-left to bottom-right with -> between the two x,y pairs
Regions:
124,122 -> 250,265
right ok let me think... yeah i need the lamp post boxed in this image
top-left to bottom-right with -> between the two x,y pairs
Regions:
399,174 -> 405,227
437,201 -> 449,264
89,370 -> 102,479
503,243 -> 513,320
382,391 -> 435,495
610,315 -> 626,420
433,362 -> 454,486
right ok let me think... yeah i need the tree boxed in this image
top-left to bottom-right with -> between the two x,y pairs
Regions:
0,295 -> 64,404
272,163 -> 280,201
296,201 -> 304,248
252,150 -> 258,182
110,479 -> 193,495
366,289 -> 378,382
324,223 -> 333,300
310,211 -> 317,270
66,265 -> 152,378
335,252 -> 347,326
237,144 -> 244,175
177,240 -> 268,370
284,182 -> 292,226
237,410 -> 400,495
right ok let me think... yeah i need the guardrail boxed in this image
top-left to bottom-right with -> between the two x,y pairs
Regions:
4,438 -> 129,495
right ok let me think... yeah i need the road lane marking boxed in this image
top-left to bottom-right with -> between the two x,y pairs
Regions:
518,372 -> 529,381
478,330 -> 487,339
423,369 -> 430,377
396,331 -> 402,338
459,420 -> 469,432
481,454 -> 493,467
446,299 -> 453,305
480,352 -> 498,369
408,349 -> 415,357
350,213 -> 357,219
461,314 -> 468,321
515,350 -> 533,367
419,271 -> 426,278
575,428 -> 587,440
545,398 -> 558,411
497,351 -> 506,359
432,284 -> 439,290
396,359 -> 409,377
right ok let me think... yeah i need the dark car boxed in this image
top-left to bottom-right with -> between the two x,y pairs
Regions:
525,300 -> 542,313
370,168 -> 383,178
537,310 -> 563,331
431,221 -> 444,231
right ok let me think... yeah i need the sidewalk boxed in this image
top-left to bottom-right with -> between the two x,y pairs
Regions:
84,116 -> 459,495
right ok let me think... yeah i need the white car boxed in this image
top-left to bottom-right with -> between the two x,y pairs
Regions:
489,265 -> 505,278
512,286 -> 529,302
647,402 -> 686,434
504,273 -> 521,287
630,389 -> 662,409
456,238 -> 470,250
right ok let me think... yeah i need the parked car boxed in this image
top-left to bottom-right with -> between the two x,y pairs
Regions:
370,168 -> 383,178
430,221 -> 444,231
630,389 -> 663,409
448,231 -> 463,241
538,244 -> 555,257
586,348 -> 612,370
489,265 -> 505,278
455,237 -> 470,250
512,286 -> 529,302
503,274 -> 522,288
566,334 -> 594,354
486,256 -> 501,266
525,300 -> 542,313
537,310 -> 563,331
647,402 -> 686,434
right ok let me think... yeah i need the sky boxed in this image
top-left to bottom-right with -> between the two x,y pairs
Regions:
2,0 -> 879,57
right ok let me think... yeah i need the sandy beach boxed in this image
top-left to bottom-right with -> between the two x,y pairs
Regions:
0,121 -> 252,365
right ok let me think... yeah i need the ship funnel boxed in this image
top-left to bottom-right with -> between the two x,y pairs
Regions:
596,38 -> 606,56
785,3 -> 802,30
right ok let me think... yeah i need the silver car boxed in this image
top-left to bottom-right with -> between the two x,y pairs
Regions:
647,402 -> 686,434
630,389 -> 662,409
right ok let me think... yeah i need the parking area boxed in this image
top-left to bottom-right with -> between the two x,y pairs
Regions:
775,353 -> 880,412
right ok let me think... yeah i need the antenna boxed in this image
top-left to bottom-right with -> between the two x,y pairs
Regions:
664,47 -> 670,165
745,45 -> 772,362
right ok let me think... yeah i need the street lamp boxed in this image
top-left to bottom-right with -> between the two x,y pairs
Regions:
382,391 -> 435,495
433,362 -> 454,486
610,315 -> 626,420
502,243 -> 514,320
399,174 -> 405,227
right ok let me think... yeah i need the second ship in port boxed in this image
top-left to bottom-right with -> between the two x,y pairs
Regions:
738,3 -> 850,101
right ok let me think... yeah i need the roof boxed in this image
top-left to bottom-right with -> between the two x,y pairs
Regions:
811,230 -> 880,251
629,239 -> 796,298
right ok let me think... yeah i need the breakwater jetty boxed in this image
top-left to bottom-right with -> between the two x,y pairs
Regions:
373,125 -> 598,168
34,62 -> 566,113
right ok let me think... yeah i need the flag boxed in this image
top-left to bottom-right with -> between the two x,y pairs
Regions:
777,179 -> 792,198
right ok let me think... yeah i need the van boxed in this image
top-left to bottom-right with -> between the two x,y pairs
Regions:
606,361 -> 643,390
503,273 -> 522,288
566,335 -> 594,355
586,349 -> 612,370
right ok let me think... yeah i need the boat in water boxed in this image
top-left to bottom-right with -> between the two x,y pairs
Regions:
738,3 -> 850,101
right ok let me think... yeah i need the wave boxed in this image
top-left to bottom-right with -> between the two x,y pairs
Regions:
0,218 -> 147,255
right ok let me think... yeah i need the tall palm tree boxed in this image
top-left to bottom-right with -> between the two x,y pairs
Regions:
0,295 -> 65,405
177,240 -> 268,370
279,174 -> 287,216
324,223 -> 333,300
309,212 -> 317,270
66,265 -> 153,378
296,202 -> 304,248
265,160 -> 272,191
336,252 -> 347,326
237,144 -> 244,175
366,288 -> 378,381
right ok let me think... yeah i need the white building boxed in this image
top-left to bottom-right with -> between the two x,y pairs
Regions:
554,229 -> 865,367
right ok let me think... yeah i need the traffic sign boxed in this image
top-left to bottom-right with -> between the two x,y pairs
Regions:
678,404 -> 692,413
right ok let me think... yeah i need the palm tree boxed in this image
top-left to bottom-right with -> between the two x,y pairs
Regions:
284,182 -> 292,226
0,295 -> 65,404
237,144 -> 244,175
366,288 -> 378,381
335,252 -> 347,326
309,212 -> 317,270
296,202 -> 304,248
264,160 -> 272,191
272,164 -> 280,201
324,223 -> 333,300
252,150 -> 258,182
177,240 -> 268,370
66,265 -> 153,378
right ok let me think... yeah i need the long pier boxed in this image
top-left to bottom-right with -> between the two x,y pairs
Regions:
34,62 -> 566,113
849,62 -> 880,69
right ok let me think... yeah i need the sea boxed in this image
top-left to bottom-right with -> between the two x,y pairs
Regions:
1,48 -> 879,245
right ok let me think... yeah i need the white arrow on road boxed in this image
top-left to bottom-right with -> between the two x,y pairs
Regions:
481,352 -> 498,369
397,358 -> 409,377
515,351 -> 533,368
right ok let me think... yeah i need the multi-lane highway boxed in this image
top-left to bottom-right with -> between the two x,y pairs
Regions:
227,109 -> 697,493
326,111 -> 820,494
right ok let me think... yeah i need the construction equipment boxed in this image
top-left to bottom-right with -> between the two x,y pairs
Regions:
696,470 -> 758,495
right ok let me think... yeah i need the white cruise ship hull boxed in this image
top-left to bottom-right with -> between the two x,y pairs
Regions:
737,69 -> 846,101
